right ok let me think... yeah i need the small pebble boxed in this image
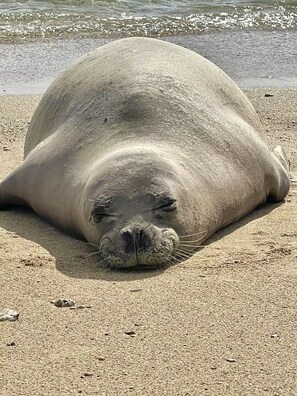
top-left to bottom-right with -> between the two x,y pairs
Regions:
271,333 -> 279,338
52,299 -> 75,308
125,330 -> 136,336
264,93 -> 274,97
0,308 -> 19,322
97,357 -> 105,361
226,357 -> 236,363
130,288 -> 142,293
6,341 -> 16,346
81,373 -> 93,378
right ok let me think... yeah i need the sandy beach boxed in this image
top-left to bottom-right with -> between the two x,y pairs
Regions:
0,86 -> 296,395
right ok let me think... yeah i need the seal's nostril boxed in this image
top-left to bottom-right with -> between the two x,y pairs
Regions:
121,229 -> 150,252
121,230 -> 134,253
136,229 -> 149,250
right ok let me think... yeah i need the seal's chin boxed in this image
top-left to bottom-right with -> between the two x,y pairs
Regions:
101,250 -> 174,269
99,226 -> 179,269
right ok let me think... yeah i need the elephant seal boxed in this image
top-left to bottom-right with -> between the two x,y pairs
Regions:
0,37 -> 290,268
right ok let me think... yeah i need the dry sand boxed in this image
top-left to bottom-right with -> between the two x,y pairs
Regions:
0,89 -> 296,396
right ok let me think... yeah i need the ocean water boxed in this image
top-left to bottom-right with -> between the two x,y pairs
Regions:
0,0 -> 296,43
1,1 -> 296,93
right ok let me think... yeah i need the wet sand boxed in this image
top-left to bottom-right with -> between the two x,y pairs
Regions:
0,89 -> 296,395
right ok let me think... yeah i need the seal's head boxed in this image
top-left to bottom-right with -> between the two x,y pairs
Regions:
82,146 -> 197,269
90,193 -> 179,268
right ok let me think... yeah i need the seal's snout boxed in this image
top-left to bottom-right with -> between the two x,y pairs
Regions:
99,221 -> 179,269
121,228 -> 150,253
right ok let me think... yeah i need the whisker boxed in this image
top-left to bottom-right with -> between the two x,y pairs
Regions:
173,255 -> 190,263
98,255 -> 112,265
175,248 -> 195,256
175,251 -> 192,259
178,242 -> 204,250
76,240 -> 99,248
82,250 -> 101,262
168,253 -> 184,265
87,251 -> 101,257
178,232 -> 207,243
176,245 -> 204,256
178,238 -> 205,244
164,256 -> 177,266
168,251 -> 180,261
173,250 -> 192,260
179,231 -> 206,239
178,243 -> 204,249
177,249 -> 202,257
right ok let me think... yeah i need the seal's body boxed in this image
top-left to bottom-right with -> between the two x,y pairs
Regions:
0,38 -> 290,268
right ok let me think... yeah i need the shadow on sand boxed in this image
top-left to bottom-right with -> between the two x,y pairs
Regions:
0,201 -> 283,282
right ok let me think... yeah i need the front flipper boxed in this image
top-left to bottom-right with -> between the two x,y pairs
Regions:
0,164 -> 29,208
268,145 -> 291,202
1,132 -> 58,210
275,147 -> 297,184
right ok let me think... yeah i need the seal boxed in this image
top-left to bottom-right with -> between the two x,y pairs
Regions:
0,37 -> 291,268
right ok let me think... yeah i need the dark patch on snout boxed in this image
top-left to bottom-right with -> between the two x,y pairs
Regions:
136,229 -> 149,250
121,229 -> 151,253
122,230 -> 134,253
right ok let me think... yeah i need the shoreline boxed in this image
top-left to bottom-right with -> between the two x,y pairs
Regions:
1,29 -> 297,96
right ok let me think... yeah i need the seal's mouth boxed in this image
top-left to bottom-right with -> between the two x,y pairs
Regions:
99,249 -> 177,270
98,225 -> 179,269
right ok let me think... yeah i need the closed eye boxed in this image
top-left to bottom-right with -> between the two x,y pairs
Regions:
91,208 -> 117,223
152,199 -> 177,212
